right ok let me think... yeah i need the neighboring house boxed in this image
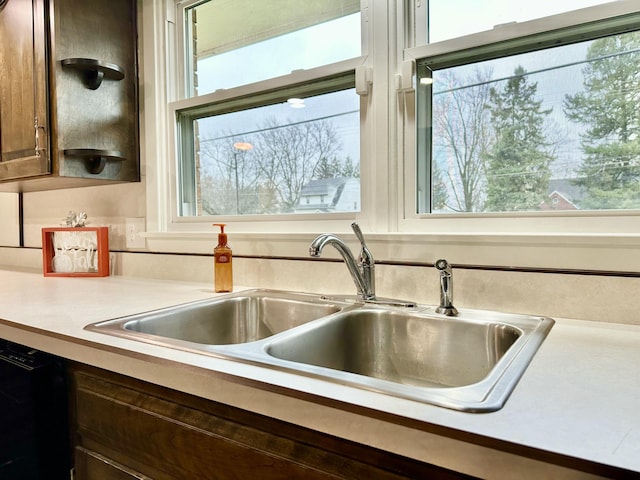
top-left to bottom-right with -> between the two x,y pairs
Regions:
539,179 -> 586,210
295,178 -> 360,213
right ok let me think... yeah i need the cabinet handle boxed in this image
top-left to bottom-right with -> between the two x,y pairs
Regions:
34,118 -> 46,158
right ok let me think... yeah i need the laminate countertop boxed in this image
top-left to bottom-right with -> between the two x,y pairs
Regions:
0,268 -> 638,479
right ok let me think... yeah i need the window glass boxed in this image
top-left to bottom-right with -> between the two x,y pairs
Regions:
185,0 -> 361,95
417,29 -> 640,213
427,1 -> 610,43
178,87 -> 360,216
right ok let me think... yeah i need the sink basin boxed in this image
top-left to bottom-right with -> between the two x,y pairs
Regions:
86,289 -> 347,346
261,307 -> 554,411
265,309 -> 521,388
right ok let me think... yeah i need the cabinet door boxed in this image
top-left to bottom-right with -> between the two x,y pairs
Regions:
0,0 -> 50,181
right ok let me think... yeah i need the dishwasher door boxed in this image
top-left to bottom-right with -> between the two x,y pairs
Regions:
0,340 -> 70,480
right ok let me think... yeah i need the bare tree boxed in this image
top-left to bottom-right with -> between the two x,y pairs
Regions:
253,116 -> 342,212
199,136 -> 267,215
433,67 -> 494,212
198,116 -> 344,214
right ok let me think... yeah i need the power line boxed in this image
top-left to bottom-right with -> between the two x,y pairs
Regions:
433,46 -> 640,96
199,109 -> 359,144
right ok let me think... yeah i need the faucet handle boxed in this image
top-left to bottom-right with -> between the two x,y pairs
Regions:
351,222 -> 374,266
351,222 -> 366,246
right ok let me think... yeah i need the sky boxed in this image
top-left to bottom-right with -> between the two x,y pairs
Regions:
429,0 -> 612,42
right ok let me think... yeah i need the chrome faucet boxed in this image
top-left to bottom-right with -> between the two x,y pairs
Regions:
435,259 -> 458,316
309,222 -> 375,301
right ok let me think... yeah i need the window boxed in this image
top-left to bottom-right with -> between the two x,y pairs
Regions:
142,1 -> 640,270
174,0 -> 362,218
416,27 -> 640,214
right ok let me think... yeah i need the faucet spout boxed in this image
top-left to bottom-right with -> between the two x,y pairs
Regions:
435,259 -> 458,316
309,224 -> 416,307
309,227 -> 374,301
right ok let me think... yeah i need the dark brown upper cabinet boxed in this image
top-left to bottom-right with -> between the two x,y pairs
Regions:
0,0 -> 139,192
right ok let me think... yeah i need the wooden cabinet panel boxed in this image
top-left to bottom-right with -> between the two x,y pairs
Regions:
74,373 -> 347,479
0,0 -> 38,156
70,363 -> 474,480
0,0 -> 49,180
52,0 -> 139,183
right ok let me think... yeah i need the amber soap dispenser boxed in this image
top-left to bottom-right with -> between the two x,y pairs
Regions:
213,223 -> 232,292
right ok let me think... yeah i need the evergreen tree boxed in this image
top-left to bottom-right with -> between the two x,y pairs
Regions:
484,66 -> 554,211
563,32 -> 640,209
341,156 -> 360,179
312,156 -> 359,179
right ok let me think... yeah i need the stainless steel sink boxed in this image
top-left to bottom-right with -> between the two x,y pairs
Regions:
86,289 -> 348,346
86,289 -> 554,412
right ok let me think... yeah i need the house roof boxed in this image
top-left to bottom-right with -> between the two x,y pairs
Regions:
547,178 -> 586,204
299,178 -> 346,196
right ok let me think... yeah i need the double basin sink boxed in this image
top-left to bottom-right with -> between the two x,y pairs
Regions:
86,289 -> 554,412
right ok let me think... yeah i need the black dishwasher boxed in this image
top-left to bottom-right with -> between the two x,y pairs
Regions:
0,339 -> 70,480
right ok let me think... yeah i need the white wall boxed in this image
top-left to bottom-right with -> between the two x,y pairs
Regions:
21,181 -> 146,250
0,193 -> 19,246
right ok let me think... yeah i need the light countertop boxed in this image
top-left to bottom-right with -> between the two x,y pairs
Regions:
0,268 -> 638,479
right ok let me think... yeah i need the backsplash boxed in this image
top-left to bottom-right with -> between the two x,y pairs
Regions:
2,246 -> 638,326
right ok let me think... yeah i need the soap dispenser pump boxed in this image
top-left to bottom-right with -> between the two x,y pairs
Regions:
213,223 -> 232,292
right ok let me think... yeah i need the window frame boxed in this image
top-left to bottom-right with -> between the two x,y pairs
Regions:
156,0 -> 372,232
404,1 -> 640,224
401,1 -> 640,229
141,0 -> 640,273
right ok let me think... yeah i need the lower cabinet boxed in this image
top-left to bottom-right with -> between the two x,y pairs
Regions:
68,363 -> 473,480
